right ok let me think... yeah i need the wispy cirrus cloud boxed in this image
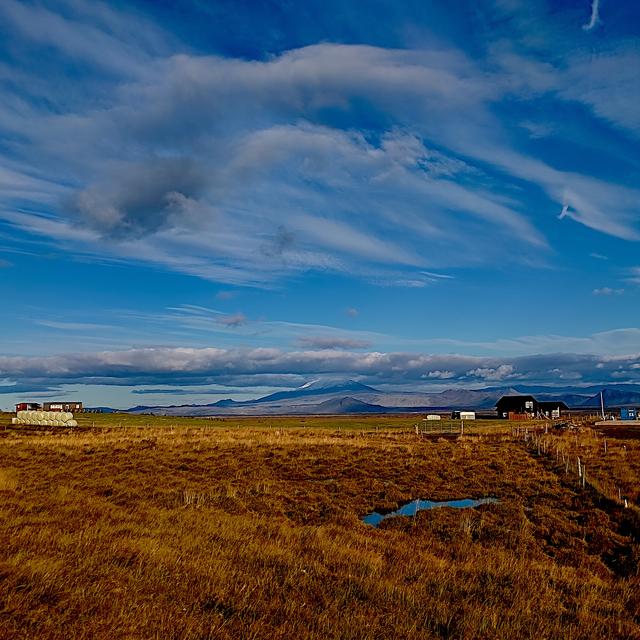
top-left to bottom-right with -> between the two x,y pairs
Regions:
217,312 -> 247,328
1,1 -> 638,289
295,336 -> 373,350
36,320 -> 117,331
627,268 -> 640,285
582,0 -> 601,31
592,287 -> 624,296
0,0 -> 172,77
23,303 -> 640,363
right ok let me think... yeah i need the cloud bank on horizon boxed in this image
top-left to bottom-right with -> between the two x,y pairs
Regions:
1,344 -> 639,399
0,0 -> 639,406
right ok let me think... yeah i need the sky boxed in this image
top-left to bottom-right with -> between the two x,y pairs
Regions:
0,0 -> 639,409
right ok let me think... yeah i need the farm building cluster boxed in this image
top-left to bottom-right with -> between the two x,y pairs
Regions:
439,394 -> 638,421
425,394 -> 572,422
12,401 -> 83,428
15,401 -> 83,413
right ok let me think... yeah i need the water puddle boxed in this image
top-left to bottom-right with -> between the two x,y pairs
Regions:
362,497 -> 499,527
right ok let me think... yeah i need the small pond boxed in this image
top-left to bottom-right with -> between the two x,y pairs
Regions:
362,497 -> 499,527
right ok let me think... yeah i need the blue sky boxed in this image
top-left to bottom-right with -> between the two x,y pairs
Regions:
1,0 -> 639,408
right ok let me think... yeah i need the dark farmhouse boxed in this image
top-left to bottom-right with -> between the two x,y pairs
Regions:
496,395 -> 568,420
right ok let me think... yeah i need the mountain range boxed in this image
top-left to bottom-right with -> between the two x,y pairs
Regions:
123,380 -> 640,416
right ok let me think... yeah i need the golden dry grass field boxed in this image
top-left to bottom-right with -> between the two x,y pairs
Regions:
0,413 -> 638,639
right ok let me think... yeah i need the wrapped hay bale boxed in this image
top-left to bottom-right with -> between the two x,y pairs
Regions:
12,409 -> 80,427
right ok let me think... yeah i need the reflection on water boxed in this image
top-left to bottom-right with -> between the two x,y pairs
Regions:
362,497 -> 499,527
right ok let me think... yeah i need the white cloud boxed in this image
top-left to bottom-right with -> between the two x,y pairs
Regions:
36,321 -> 116,331
467,364 -> 515,381
425,370 -> 455,379
582,0 -> 601,31
296,336 -> 372,350
1,346 -> 639,391
626,268 -> 640,285
216,313 -> 247,328
592,287 -> 624,296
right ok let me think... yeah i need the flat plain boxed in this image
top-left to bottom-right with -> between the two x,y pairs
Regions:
0,413 -> 638,639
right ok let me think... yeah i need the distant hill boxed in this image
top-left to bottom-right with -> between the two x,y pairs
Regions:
581,388 -> 640,408
536,394 -> 592,407
85,406 -> 118,413
125,379 -> 640,416
300,396 -> 389,414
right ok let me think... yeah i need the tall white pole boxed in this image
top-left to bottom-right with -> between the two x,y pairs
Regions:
600,390 -> 605,421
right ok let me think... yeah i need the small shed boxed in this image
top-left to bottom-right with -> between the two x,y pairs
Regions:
15,402 -> 41,412
538,401 -> 569,419
43,401 -> 83,413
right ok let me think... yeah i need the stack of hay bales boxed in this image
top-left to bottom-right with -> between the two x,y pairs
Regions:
12,411 -> 78,427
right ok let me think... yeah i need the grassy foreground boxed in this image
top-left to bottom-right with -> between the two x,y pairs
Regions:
0,417 -> 638,639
